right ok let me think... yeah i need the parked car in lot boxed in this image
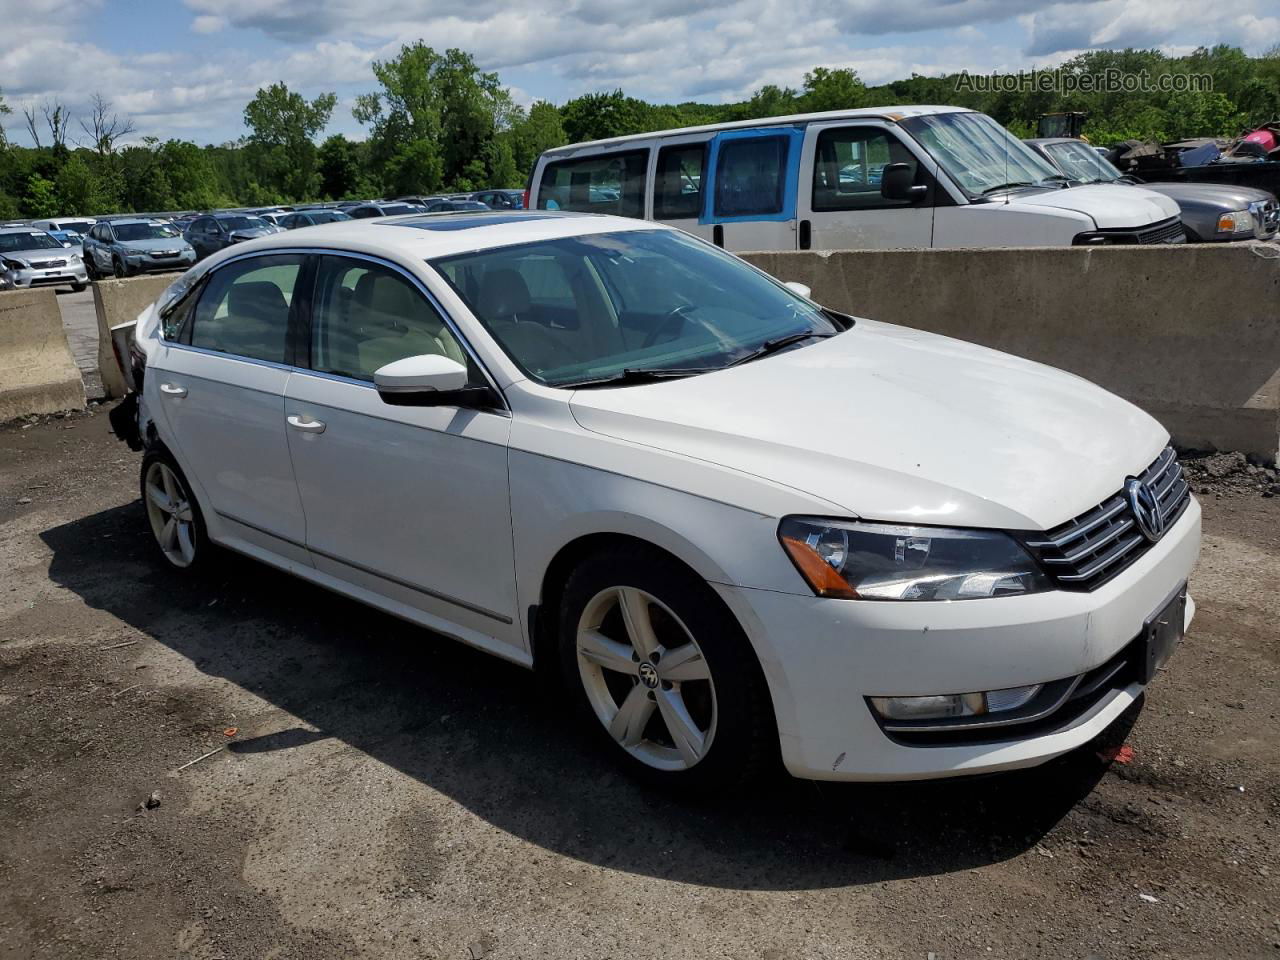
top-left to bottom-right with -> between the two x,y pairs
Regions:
280,209 -> 354,229
1023,137 -> 1279,242
83,219 -> 197,278
30,217 -> 96,237
347,202 -> 425,219
424,199 -> 488,212
531,106 -> 1186,250
110,211 -> 1199,788
183,213 -> 275,261
471,189 -> 524,209
0,226 -> 87,291
47,229 -> 84,250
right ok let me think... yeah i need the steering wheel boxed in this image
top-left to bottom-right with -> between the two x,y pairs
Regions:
642,304 -> 701,349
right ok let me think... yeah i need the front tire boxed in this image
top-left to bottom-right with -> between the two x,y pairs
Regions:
71,281 -> 87,292
140,450 -> 210,572
558,545 -> 776,790
113,257 -> 127,279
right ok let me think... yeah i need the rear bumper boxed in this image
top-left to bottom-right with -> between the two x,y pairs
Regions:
716,498 -> 1201,781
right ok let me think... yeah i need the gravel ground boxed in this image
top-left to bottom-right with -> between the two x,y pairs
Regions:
1,406 -> 1277,960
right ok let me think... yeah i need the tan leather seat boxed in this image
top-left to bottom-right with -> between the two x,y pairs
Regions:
351,270 -> 465,376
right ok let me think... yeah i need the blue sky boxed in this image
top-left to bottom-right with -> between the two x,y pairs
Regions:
2,0 -> 1277,147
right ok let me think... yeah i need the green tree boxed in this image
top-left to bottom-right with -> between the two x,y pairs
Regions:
799,67 -> 866,112
559,90 -> 653,142
55,154 -> 112,213
510,101 -> 567,176
317,134 -> 360,198
732,85 -> 799,120
1163,90 -> 1242,139
23,173 -> 59,217
243,82 -> 336,199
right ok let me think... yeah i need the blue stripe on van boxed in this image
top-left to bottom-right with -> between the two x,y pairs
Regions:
700,127 -> 804,226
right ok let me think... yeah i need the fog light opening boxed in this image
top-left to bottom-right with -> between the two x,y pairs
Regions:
870,683 -> 1043,722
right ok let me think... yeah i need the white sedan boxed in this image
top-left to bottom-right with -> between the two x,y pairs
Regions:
117,211 -> 1200,788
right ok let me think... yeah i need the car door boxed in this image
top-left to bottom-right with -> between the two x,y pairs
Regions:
797,121 -> 939,250
703,127 -> 804,252
282,253 -> 522,656
651,137 -> 713,243
91,223 -> 114,270
147,252 -> 310,564
186,218 -> 213,258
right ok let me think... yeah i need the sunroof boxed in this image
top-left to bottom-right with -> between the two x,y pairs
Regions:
385,213 -> 563,232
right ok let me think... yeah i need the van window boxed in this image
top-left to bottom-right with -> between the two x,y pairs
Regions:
813,127 -> 921,211
654,143 -> 706,220
537,150 -> 647,218
714,136 -> 787,218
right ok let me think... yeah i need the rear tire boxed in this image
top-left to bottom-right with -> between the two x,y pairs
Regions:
557,544 -> 776,791
140,449 -> 211,573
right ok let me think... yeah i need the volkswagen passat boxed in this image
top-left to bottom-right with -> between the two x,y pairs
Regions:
113,212 -> 1200,788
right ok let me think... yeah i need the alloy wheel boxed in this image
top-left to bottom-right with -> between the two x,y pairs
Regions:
576,586 -> 717,771
144,461 -> 197,568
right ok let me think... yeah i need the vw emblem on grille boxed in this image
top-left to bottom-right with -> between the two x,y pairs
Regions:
1125,477 -> 1166,543
638,661 -> 659,689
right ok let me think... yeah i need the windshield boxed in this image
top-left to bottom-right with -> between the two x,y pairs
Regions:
312,210 -> 351,223
218,216 -> 268,232
432,229 -> 837,387
0,232 -> 63,253
901,112 -> 1062,196
1043,140 -> 1121,183
114,222 -> 181,241
61,221 -> 94,234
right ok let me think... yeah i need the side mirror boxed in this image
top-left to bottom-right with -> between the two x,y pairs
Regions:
783,281 -> 812,299
881,163 -> 928,202
375,354 -> 489,408
62,241 -> 72,248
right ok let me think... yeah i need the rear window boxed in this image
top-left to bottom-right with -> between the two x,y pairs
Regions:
537,150 -> 647,218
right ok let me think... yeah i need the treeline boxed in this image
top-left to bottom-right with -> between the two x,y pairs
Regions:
1,42 -> 1278,220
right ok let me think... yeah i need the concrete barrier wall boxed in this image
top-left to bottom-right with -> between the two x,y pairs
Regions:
0,288 -> 86,421
92,275 -> 173,399
742,245 -> 1280,463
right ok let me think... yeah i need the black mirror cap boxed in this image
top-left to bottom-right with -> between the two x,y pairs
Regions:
377,384 -> 499,410
881,163 -> 928,202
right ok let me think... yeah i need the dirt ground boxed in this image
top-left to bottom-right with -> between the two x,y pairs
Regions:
1,404 -> 1277,960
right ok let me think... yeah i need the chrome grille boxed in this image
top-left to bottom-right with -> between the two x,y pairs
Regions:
1022,446 -> 1191,591
1133,217 -> 1186,245
29,258 -> 67,269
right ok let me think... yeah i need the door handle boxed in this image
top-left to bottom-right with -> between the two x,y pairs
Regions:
159,382 -> 187,398
287,414 -> 326,434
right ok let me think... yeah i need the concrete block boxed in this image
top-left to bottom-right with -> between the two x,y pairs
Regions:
92,275 -> 174,399
0,288 -> 86,421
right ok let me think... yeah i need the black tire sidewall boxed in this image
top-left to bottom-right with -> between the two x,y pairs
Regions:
556,546 -> 776,790
140,449 -> 211,574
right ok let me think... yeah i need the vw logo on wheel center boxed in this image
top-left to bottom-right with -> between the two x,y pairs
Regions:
1125,477 -> 1166,543
638,661 -> 660,689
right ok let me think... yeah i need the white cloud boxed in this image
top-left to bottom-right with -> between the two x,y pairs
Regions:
192,15 -> 227,34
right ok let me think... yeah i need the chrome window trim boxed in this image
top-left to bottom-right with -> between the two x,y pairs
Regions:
183,245 -> 509,411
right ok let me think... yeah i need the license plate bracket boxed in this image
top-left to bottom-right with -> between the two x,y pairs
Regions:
1141,584 -> 1186,684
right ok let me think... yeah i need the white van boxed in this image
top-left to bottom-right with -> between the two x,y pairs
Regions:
528,106 -> 1184,251
30,216 -> 97,236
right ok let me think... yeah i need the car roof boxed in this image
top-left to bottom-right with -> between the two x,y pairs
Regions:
0,226 -> 52,236
542,104 -> 972,153
110,218 -> 162,226
203,211 -> 666,261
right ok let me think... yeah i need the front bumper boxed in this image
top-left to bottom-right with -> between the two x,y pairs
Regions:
717,497 -> 1201,781
8,262 -> 88,288
123,252 -> 196,274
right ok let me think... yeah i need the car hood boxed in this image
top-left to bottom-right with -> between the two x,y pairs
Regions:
1139,181 -> 1276,209
1006,183 -> 1180,228
119,237 -> 190,252
2,246 -> 75,262
568,320 -> 1167,531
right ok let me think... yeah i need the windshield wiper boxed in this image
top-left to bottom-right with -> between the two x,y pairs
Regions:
980,181 -> 1036,195
560,367 -> 716,389
727,331 -> 835,368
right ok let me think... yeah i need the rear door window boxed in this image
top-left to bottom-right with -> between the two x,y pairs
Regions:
654,143 -> 707,220
189,255 -> 304,365
537,150 -> 648,218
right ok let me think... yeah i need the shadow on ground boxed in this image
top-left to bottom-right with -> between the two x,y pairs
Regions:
42,501 -> 1130,892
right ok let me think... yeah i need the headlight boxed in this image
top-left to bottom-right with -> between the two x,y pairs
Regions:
2,257 -> 28,270
778,517 -> 1052,601
1216,211 -> 1254,234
